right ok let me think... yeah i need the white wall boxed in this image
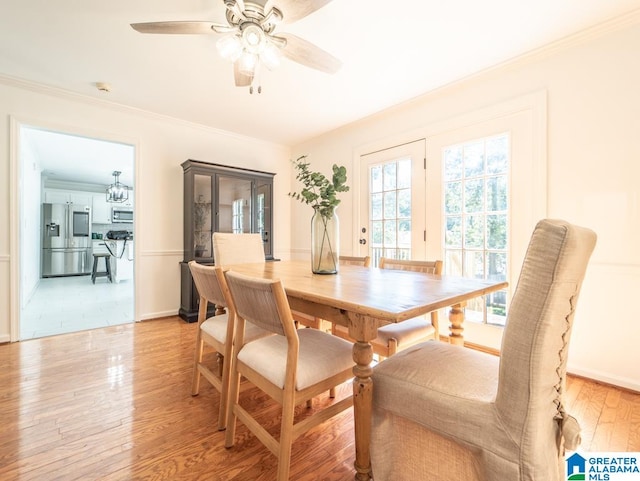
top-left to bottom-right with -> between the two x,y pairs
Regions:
292,17 -> 640,390
0,78 -> 292,342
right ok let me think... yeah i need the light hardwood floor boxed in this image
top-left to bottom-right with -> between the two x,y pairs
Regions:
0,317 -> 638,480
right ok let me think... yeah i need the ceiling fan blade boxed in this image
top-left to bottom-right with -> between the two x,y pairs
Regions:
130,21 -> 230,35
278,33 -> 341,74
234,62 -> 253,87
264,0 -> 333,24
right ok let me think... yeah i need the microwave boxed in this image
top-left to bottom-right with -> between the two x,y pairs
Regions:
112,207 -> 133,223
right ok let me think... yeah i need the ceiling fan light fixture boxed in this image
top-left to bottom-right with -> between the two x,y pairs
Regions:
132,0 -> 342,90
106,171 -> 129,203
260,41 -> 281,70
217,34 -> 243,61
241,24 -> 265,53
238,51 -> 258,76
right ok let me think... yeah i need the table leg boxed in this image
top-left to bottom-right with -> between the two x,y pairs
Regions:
448,302 -> 466,346
348,314 -> 377,481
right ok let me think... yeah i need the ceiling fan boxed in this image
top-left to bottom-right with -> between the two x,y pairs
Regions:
131,0 -> 341,93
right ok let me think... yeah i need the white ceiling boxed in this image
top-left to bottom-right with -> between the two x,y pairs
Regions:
3,0 -> 640,184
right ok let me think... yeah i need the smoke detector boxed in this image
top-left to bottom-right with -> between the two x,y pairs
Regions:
95,82 -> 112,93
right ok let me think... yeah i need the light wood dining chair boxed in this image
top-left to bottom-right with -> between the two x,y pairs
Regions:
188,261 -> 272,430
296,255 -> 371,332
213,231 -> 334,404
223,270 -> 355,481
332,257 -> 443,359
339,255 -> 371,267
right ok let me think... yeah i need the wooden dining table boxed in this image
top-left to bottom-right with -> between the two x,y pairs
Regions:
226,259 -> 508,481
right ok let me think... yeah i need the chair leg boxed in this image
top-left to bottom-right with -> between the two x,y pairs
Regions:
217,353 -> 224,378
224,368 -> 242,447
388,338 -> 398,357
431,311 -> 439,341
191,336 -> 204,396
277,391 -> 296,481
217,353 -> 233,431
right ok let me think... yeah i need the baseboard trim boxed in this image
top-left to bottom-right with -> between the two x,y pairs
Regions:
139,309 -> 178,321
567,366 -> 640,393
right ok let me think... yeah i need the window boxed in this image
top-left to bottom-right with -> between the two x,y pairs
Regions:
443,133 -> 509,325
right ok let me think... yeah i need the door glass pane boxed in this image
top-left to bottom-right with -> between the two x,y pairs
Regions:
464,178 -> 484,213
487,177 -> 507,211
383,191 -> 397,219
445,182 -> 462,214
371,193 -> 383,220
464,250 -> 484,279
398,189 -> 411,218
444,146 -> 463,181
371,165 -> 383,193
445,216 -> 462,247
218,176 -> 252,234
445,250 -> 463,276
398,220 -> 411,248
383,163 -> 396,190
383,220 -> 397,246
464,215 -> 484,249
463,141 -> 485,177
371,221 -> 383,246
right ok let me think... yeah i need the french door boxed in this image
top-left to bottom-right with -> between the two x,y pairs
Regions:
358,140 -> 426,265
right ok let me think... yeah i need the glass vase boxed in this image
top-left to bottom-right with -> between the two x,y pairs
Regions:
311,207 -> 339,274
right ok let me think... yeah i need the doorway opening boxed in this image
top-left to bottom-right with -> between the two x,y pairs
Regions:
17,124 -> 136,340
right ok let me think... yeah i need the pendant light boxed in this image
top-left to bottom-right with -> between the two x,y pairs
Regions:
106,171 -> 129,203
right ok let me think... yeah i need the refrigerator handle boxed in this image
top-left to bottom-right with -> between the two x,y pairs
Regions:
67,204 -> 72,247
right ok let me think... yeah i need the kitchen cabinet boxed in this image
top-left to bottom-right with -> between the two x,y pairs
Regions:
44,189 -> 93,206
179,159 -> 275,322
92,194 -> 112,224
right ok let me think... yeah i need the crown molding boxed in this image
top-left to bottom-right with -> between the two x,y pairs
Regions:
0,73 -> 289,150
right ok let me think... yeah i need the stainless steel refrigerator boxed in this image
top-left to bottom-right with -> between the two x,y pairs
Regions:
42,203 -> 92,277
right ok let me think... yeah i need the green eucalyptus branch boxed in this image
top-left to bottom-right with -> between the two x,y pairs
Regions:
288,155 -> 350,218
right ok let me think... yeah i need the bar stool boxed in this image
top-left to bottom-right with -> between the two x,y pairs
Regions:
91,253 -> 112,283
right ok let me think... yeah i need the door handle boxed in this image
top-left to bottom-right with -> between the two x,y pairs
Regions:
359,238 -> 367,245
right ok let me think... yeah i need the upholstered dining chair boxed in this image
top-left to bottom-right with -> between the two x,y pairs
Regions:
188,261 -> 271,430
223,270 -> 355,481
332,257 -> 443,359
370,219 -> 597,481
